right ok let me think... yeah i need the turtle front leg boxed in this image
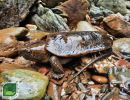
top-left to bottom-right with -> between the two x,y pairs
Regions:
49,56 -> 64,79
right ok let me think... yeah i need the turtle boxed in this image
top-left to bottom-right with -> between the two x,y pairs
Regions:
19,31 -> 112,79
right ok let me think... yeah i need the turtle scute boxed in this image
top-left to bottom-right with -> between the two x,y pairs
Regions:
46,31 -> 112,57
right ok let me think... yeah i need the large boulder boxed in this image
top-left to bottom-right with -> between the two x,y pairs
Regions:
0,0 -> 36,29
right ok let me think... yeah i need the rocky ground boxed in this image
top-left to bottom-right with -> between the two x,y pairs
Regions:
0,0 -> 130,100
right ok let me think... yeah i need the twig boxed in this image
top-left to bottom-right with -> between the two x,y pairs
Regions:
68,51 -> 112,83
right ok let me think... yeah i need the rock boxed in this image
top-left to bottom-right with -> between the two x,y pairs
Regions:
103,14 -> 130,37
78,83 -> 87,92
0,62 -> 34,73
102,87 -> 120,100
0,27 -> 28,57
73,21 -> 98,31
124,14 -> 130,22
0,27 -> 28,40
41,0 -> 67,8
32,4 -> 69,32
90,4 -> 114,20
73,21 -> 108,35
109,66 -> 130,92
97,0 -> 128,15
0,34 -> 18,57
0,0 -> 36,29
92,75 -> 108,83
27,31 -> 50,40
90,4 -> 104,18
79,93 -> 86,100
89,0 -> 99,4
0,69 -> 49,99
54,0 -> 89,28
26,24 -> 37,31
93,59 -> 113,74
115,59 -> 130,68
126,1 -> 130,9
47,82 -> 60,100
100,6 -> 114,16
112,38 -> 130,59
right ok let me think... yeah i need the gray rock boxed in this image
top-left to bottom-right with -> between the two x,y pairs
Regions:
32,4 -> 69,32
97,0 -> 128,15
90,4 -> 114,19
100,6 -> 114,16
90,4 -> 104,18
89,0 -> 99,4
124,14 -> 130,21
126,1 -> 130,9
0,0 -> 36,29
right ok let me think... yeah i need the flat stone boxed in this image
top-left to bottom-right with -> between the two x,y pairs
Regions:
103,14 -> 130,37
0,27 -> 28,40
0,69 -> 49,99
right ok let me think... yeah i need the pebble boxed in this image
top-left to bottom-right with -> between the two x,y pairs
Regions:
78,83 -> 87,93
26,24 -> 37,31
88,81 -> 95,85
92,75 -> 108,84
73,21 -> 98,31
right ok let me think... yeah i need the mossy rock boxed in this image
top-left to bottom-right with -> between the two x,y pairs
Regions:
0,69 -> 49,100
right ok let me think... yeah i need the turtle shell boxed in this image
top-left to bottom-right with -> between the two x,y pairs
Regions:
46,31 -> 112,57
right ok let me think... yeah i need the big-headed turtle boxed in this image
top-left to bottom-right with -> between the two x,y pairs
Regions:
20,31 -> 112,79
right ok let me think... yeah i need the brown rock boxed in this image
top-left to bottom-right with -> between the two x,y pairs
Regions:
0,62 -> 33,73
47,82 -> 60,100
103,14 -> 130,37
0,43 -> 18,57
0,27 -> 28,37
27,31 -> 50,40
54,0 -> 89,29
92,75 -> 108,84
0,27 -> 28,57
